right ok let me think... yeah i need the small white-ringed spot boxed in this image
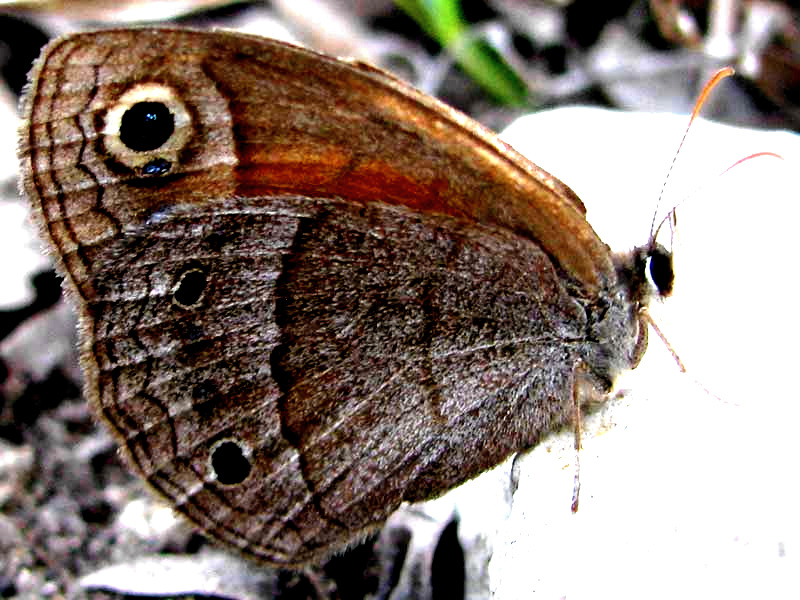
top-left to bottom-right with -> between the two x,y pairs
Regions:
172,267 -> 207,309
208,438 -> 253,486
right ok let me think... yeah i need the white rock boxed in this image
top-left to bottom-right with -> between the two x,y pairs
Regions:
422,107 -> 799,600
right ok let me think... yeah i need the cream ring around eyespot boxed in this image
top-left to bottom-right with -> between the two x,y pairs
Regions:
103,82 -> 192,170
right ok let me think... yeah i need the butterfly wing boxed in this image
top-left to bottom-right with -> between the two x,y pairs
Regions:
86,192 -> 589,564
19,28 -> 615,298
18,29 -> 636,565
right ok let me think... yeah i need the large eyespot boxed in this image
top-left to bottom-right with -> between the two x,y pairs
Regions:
646,244 -> 674,298
103,82 -> 192,174
209,439 -> 252,485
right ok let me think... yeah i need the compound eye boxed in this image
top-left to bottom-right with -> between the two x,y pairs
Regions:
647,244 -> 674,298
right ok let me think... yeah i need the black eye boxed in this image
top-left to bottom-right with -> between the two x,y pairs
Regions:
120,101 -> 174,151
648,246 -> 674,297
211,440 -> 252,485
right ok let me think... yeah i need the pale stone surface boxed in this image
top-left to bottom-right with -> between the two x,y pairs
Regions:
421,107 -> 799,599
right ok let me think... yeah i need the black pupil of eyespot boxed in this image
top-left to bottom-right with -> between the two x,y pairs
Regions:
119,101 -> 174,152
212,441 -> 251,485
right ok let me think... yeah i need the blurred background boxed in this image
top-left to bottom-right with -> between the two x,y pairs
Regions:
2,0 -> 799,131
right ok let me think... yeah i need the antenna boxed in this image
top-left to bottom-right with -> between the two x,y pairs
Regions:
648,67 -> 735,250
